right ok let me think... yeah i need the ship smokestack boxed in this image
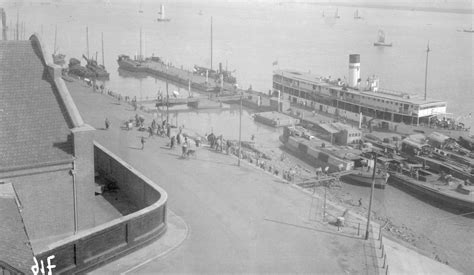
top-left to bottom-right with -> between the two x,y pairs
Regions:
348,54 -> 360,88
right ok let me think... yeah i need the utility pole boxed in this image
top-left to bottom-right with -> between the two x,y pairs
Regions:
365,153 -> 377,240
238,93 -> 242,166
210,16 -> 213,71
424,42 -> 430,101
166,81 -> 169,124
323,183 -> 327,222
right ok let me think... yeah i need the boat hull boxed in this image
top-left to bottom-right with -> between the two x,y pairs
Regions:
388,173 -> 474,212
341,173 -> 386,189
374,42 -> 392,47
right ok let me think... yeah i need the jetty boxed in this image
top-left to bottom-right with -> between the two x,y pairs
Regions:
254,111 -> 300,127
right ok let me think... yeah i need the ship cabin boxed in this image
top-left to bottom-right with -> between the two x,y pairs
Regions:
272,69 -> 450,129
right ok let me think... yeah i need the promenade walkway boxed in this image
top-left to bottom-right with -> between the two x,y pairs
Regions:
67,80 -> 460,274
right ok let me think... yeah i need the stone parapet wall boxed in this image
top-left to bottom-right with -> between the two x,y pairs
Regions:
34,142 -> 167,274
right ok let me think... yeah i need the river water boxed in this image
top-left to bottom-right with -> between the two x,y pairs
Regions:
5,0 -> 473,273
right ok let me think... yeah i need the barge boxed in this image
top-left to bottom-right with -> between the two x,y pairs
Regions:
387,159 -> 474,212
281,126 -> 388,188
117,55 -> 237,94
254,112 -> 300,127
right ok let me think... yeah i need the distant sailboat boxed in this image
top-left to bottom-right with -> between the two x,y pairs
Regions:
373,30 -> 392,47
354,9 -> 362,19
463,25 -> 474,33
157,4 -> 171,22
334,8 -> 340,19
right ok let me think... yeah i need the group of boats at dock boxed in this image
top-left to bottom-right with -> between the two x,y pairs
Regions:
277,124 -> 474,212
46,5 -> 474,214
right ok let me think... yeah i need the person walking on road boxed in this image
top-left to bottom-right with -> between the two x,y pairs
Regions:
170,135 -> 176,149
105,118 -> 110,130
182,137 -> 188,158
140,136 -> 146,150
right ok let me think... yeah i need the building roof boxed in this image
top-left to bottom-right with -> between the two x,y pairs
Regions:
317,123 -> 340,134
0,183 -> 34,273
0,38 -> 74,171
274,69 -> 446,106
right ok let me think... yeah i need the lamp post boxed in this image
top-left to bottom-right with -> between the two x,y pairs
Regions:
365,152 -> 377,240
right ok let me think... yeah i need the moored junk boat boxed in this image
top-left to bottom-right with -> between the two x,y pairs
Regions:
280,126 -> 388,188
273,54 -> 471,141
193,63 -> 237,85
387,158 -> 474,212
68,57 -> 95,78
83,54 -> 109,79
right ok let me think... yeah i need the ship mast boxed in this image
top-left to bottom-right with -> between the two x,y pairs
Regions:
1,8 -> 6,40
424,42 -> 430,101
139,27 -> 142,61
86,26 -> 89,59
54,25 -> 57,53
210,16 -> 213,71
16,10 -> 19,40
101,32 -> 104,66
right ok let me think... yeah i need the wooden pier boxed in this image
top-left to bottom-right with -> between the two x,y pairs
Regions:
138,97 -> 200,106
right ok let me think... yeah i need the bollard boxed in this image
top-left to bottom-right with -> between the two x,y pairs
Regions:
379,229 -> 382,240
357,223 -> 360,236
381,244 -> 384,258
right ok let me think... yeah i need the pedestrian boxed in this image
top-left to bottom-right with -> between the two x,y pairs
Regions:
170,136 -> 176,149
148,126 -> 153,137
177,133 -> 181,145
226,139 -> 232,154
358,198 -> 362,207
140,136 -> 145,150
182,137 -> 188,158
105,117 -> 110,130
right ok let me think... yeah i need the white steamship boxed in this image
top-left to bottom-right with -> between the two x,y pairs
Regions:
273,54 -> 471,140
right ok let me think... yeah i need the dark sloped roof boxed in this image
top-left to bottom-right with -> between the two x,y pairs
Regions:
0,40 -> 73,170
0,197 -> 34,273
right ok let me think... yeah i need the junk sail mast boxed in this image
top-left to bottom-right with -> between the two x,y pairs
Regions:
210,16 -> 213,71
424,42 -> 430,101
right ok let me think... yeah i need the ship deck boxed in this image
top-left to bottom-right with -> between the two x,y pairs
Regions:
394,171 -> 474,203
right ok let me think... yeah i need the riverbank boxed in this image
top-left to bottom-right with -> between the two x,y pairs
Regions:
67,78 -> 463,274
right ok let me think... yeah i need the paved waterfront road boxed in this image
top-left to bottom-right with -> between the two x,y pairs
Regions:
68,82 -> 377,274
